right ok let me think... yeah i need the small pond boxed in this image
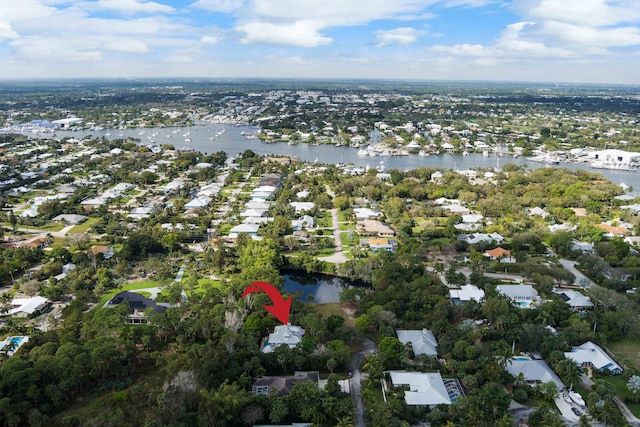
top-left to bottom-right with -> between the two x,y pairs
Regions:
283,271 -> 357,304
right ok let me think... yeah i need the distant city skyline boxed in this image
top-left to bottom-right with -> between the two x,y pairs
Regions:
1,0 -> 639,84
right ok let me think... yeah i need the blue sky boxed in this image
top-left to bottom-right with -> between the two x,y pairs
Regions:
1,0 -> 640,83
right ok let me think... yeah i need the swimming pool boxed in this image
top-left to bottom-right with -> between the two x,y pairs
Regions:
0,336 -> 28,355
513,356 -> 531,361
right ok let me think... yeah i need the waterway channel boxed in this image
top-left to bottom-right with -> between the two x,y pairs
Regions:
34,122 -> 640,193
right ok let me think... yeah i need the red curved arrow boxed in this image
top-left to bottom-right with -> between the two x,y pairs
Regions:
242,281 -> 292,325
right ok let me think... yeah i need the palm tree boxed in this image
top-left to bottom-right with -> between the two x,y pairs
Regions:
335,415 -> 354,427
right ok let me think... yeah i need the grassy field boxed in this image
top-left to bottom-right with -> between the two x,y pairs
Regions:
601,376 -> 640,417
310,302 -> 356,328
69,217 -> 100,233
96,280 -> 163,308
608,339 -> 640,372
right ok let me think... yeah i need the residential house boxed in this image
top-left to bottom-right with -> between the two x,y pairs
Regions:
457,233 -> 504,245
572,240 -> 595,253
454,214 -> 484,231
106,291 -> 168,324
396,329 -> 438,356
184,196 -> 211,209
552,288 -> 594,310
128,206 -> 157,220
353,207 -> 381,220
564,341 -> 623,375
367,238 -> 397,253
527,207 -> 549,218
449,285 -> 485,304
506,359 -> 565,390
1,296 -> 50,318
229,223 -> 260,237
252,371 -> 319,396
388,371 -> 462,407
52,214 -> 87,224
485,247 -> 515,263
291,215 -> 314,231
356,220 -> 395,237
442,204 -> 471,216
598,223 -> 628,237
548,223 -> 577,233
262,324 -> 305,353
290,201 -> 315,213
496,285 -> 539,308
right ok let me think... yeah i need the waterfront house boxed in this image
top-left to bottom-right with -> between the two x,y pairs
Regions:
262,324 -> 305,353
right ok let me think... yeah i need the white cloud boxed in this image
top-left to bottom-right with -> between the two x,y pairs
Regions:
0,22 -> 19,42
540,20 -> 640,48
164,55 -> 193,63
514,0 -> 640,27
237,21 -> 332,47
103,39 -> 150,53
431,21 -> 574,59
200,35 -> 220,44
90,0 -> 174,14
10,36 -> 103,61
375,27 -> 424,46
191,0 -> 244,13
234,0 -> 437,46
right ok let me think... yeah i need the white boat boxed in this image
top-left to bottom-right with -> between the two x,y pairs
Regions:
462,151 -> 470,156
483,150 -> 490,157
419,151 -> 429,157
357,148 -> 368,156
569,391 -> 585,406
185,138 -> 192,143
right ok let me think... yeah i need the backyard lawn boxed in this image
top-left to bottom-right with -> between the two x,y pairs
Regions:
601,375 -> 640,417
96,280 -> 163,308
69,217 -> 100,233
609,339 -> 640,371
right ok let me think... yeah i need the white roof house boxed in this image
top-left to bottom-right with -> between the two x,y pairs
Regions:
388,371 -> 451,407
506,359 -> 565,390
442,205 -> 471,215
564,341 -> 623,375
290,202 -> 315,213
184,197 -> 211,209
230,223 -> 260,235
292,215 -> 314,231
246,200 -> 272,210
353,207 -> 381,220
163,180 -> 186,193
450,285 -> 485,304
552,289 -> 593,310
262,325 -> 305,353
458,233 -> 504,245
240,208 -> 266,218
2,296 -> 50,318
396,329 -> 438,356
128,206 -> 158,220
527,207 -> 549,218
496,285 -> 539,308
52,214 -> 87,224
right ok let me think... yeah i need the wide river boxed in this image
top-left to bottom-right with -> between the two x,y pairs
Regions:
44,122 -> 640,194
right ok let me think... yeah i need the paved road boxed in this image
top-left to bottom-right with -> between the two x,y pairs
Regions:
350,338 -> 377,427
559,259 -> 595,288
319,185 -> 348,264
